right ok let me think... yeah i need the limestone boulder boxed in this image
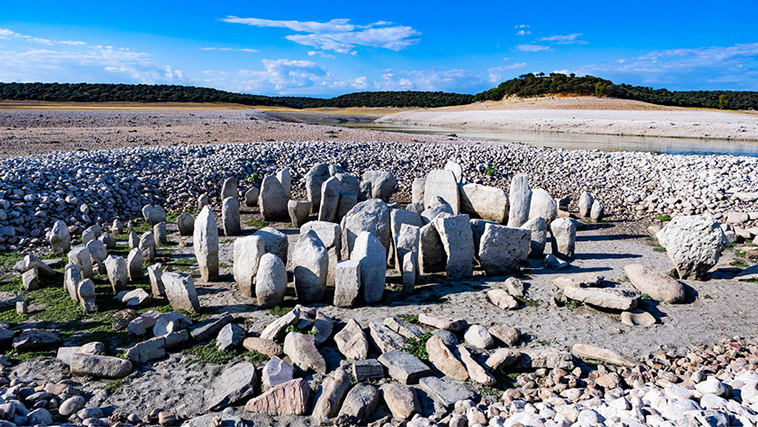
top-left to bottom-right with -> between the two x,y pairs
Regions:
424,170 -> 460,214
193,206 -> 219,281
460,183 -> 508,223
478,224 -> 530,276
656,213 -> 728,280
507,173 -> 531,228
624,264 -> 685,303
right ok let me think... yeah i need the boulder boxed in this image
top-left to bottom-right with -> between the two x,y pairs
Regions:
456,345 -> 496,385
412,177 -> 426,203
104,255 -> 128,293
341,199 -> 390,259
64,264 -> 83,302
624,264 -> 686,303
193,206 -> 219,281
312,311 -> 334,346
204,361 -> 258,411
383,316 -> 425,339
529,188 -> 557,224
421,202 -> 455,224
362,170 -> 397,202
147,263 -> 165,297
222,197 -> 241,236
115,289 -> 151,307
142,204 -> 166,226
521,216 -> 547,258
489,325 -> 521,347
68,247 -> 93,279
418,376 -> 477,407
301,221 -> 341,285
352,359 -> 384,381
419,313 -> 467,331
293,230 -> 328,302
656,213 -> 728,280
244,378 -> 310,415
216,323 -> 245,351
426,335 -> 468,381
128,310 -> 161,336
153,311 -> 193,336
334,260 -> 361,308
377,350 -> 431,384
312,368 -> 351,421
197,193 -> 209,211
463,325 -> 494,349
177,212 -> 194,236
244,187 -> 259,207
590,200 -> 605,221
276,168 -> 292,198
255,253 -> 287,308
368,321 -> 405,353
337,384 -> 380,424
433,214 -> 475,280
139,232 -> 156,264
262,356 -> 293,388
571,343 -> 636,367
318,177 -> 342,222
69,353 -> 132,378
126,248 -> 143,280
259,175 -> 289,221
49,220 -> 72,253
550,218 -> 577,260
220,177 -> 238,201
283,332 -> 326,374
243,337 -> 282,358
460,183 -> 508,223
253,227 -> 288,265
485,348 -> 521,371
336,192 -> 358,223
13,329 -> 61,351
305,163 -> 330,212
162,272 -> 201,314
621,309 -> 656,327
578,192 -> 594,218
444,160 -> 463,182
507,173 -> 532,228
563,286 -> 639,311
395,224 -> 420,292
351,231 -> 386,304
424,170 -> 460,214
288,200 -> 312,227
419,222 -> 446,274
260,307 -> 301,341
153,222 -> 167,245
233,235 -> 266,297
190,312 -> 233,341
334,319 -> 369,361
478,224 -> 530,276
381,383 -> 420,421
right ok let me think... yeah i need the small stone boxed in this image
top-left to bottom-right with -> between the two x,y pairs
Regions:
262,356 -> 294,388
244,378 -> 310,415
216,323 -> 245,352
242,337 -> 282,357
352,359 -> 385,381
377,350 -> 431,384
334,319 -> 369,361
463,325 -> 494,349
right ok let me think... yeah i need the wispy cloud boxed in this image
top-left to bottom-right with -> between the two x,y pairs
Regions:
487,62 -> 528,83
515,30 -> 531,36
201,47 -> 259,53
516,44 -> 551,52
308,51 -> 336,59
0,27 -> 85,46
514,24 -> 531,36
537,33 -> 587,45
221,16 -> 420,54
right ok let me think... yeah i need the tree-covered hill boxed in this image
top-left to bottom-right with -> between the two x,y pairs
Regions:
0,82 -> 473,109
474,73 -> 758,110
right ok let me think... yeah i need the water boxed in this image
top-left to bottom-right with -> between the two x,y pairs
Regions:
325,121 -> 758,157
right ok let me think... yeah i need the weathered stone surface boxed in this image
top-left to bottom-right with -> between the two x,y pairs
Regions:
245,187 -> 259,207
508,173 -> 532,228
204,361 -> 258,411
384,316 -> 425,339
621,309 -> 656,327
579,192 -> 594,218
381,383 -> 420,421
341,199 -> 390,259
312,367 -> 351,422
255,253 -> 286,308
104,255 -> 128,293
426,334 -> 468,381
464,325 -> 494,349
253,227 -> 288,265
485,348 -> 522,371
418,376 -> 476,407
456,345 -> 496,386
259,175 -> 289,221
412,177 -> 426,204
177,212 -> 194,236
50,220 -> 71,253
194,206 -> 219,282
232,235 -> 265,298
59,395 -> 86,417
306,163 -> 330,212
421,202 -> 455,224
244,378 -> 310,415
362,170 -> 397,202
369,321 -> 405,353
424,169 -> 460,214
64,264 -> 83,302
336,192 -> 358,223
590,199 -> 605,221
487,287 -> 519,310
243,337 -> 282,358
444,160 -> 463,182
419,222 -> 446,274
460,183 -> 508,223
197,193 -> 209,211
153,222 -> 167,245
126,248 -> 143,280
221,197 -> 240,236
377,350 -> 431,384
69,353 -> 132,378
128,231 -> 139,248
262,356 -> 293,388
433,214 -> 474,280
13,329 -> 61,350
550,217 -> 577,260
337,384 -> 380,424
478,224 -> 530,276
128,310 -> 161,336
22,267 -> 39,291
334,260 -> 361,308
115,288 -> 151,307
221,177 -> 238,201
162,272 -> 201,314
277,168 -> 292,198
312,311 -> 333,346
624,264 -> 686,303
550,273 -> 604,289
334,319 -> 369,361
142,204 -> 166,226
69,247 -> 93,279
190,312 -> 233,341
529,188 -> 558,225
352,359 -> 384,381
138,232 -> 156,264
77,279 -> 98,313
351,231 -> 386,304
153,311 -> 193,336
301,221 -> 341,285
396,224 -> 420,290
216,323 -> 245,351
147,263 -> 164,298
124,337 -> 166,365
572,343 -> 637,367
283,332 -> 326,374
318,177 -> 342,222
293,230 -> 328,302
522,216 -> 547,258
656,213 -> 728,280
564,286 -> 639,311
260,307 -> 301,341
419,313 -> 467,331
489,325 -> 521,346
516,349 -> 575,370
288,200 -> 311,227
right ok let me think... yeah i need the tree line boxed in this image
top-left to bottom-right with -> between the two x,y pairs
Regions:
0,82 -> 473,109
474,73 -> 758,110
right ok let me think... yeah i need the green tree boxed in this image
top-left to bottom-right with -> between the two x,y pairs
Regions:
719,93 -> 730,109
594,81 -> 607,97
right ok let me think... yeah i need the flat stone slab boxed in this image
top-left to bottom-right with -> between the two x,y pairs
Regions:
563,286 -> 639,311
352,359 -> 385,382
377,350 -> 431,384
418,376 -> 477,407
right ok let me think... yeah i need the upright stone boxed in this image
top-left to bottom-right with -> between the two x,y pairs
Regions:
194,206 -> 220,281
579,192 -> 594,218
529,188 -> 557,224
590,200 -> 605,221
479,224 -> 530,276
288,200 -> 311,227
351,231 -> 386,304
301,221 -> 341,285
153,222 -> 167,245
460,183 -> 509,223
128,231 -> 139,249
77,279 -> 98,313
521,217 -> 547,258
293,230 -> 328,302
104,255 -> 128,293
259,176 -> 289,221
111,219 -> 123,235
507,173 -> 531,228
444,160 -> 463,182
142,205 -> 166,226
334,260 -> 361,308
255,253 -> 287,308
64,264 -> 83,302
390,209 -> 424,266
254,227 -> 288,265
340,199 -> 390,259
68,247 -> 93,279
318,177 -> 342,222
177,213 -> 194,236
163,272 -> 201,314
276,168 -> 292,199
139,232 -> 156,264
244,187 -> 259,207
222,197 -> 241,236
233,236 -> 266,297
395,224 -> 420,291
221,177 -> 238,201
197,194 -> 209,211
656,214 -> 727,280
127,248 -> 143,280
550,218 -> 577,260
147,263 -> 165,297
49,220 -> 71,254
305,163 -> 330,213
362,170 -> 397,202
336,192 -> 358,223
424,170 -> 460,214
433,215 -> 475,280
412,177 -> 426,204
419,223 -> 446,274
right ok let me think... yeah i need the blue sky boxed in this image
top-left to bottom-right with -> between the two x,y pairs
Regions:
1,0 -> 757,96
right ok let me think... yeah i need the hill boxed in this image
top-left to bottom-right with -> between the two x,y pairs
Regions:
0,82 -> 473,109
474,73 -> 758,110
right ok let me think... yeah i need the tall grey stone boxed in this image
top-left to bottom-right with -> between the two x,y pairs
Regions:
259,176 -> 289,221
301,221 -> 341,285
163,272 -> 201,314
147,263 -> 165,297
49,220 -> 71,254
395,224 -> 420,291
362,170 -> 397,202
419,222 -> 447,274
254,227 -> 288,265
128,231 -> 139,249
111,219 -> 123,235
233,236 -> 266,297
470,219 -> 496,258
177,212 -> 194,236
318,177 -> 342,222
293,230 -> 328,302
139,232 -> 156,264
656,213 -> 728,280
334,260 -> 361,308
590,200 -> 605,221
412,177 -> 426,204
460,183 -> 509,223
77,279 -> 98,313
104,255 -> 128,293
550,218 -> 576,260
153,222 -> 167,245
433,215 -> 475,280
86,239 -> 107,274
478,224 -> 531,276
351,231 -> 386,304
529,188 -> 557,225
288,200 -> 311,228
197,194 -> 209,212
340,199 -> 390,260
244,187 -> 259,207
276,168 -> 292,199
444,160 -> 463,182
336,192 -> 358,223
68,247 -> 93,279
64,264 -> 83,302
194,206 -> 220,281
522,216 -> 547,258
335,173 -> 361,195
305,163 -> 330,213
222,197 -> 241,236
142,205 -> 166,226
256,253 -> 287,308
127,248 -> 143,280
221,177 -> 238,201
424,170 -> 460,214
507,173 -> 531,228
579,192 -> 594,218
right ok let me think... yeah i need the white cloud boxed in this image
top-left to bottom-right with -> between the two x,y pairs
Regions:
514,24 -> 530,28
0,27 -> 85,46
307,51 -> 336,59
487,63 -> 528,83
201,47 -> 259,53
222,16 -> 420,54
537,33 -> 587,45
516,44 -> 551,52
374,69 -> 482,92
515,30 -> 531,36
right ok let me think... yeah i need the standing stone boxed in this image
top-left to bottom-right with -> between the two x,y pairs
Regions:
336,192 -> 358,223
412,177 -> 426,204
244,187 -> 259,207
77,279 -> 98,313
194,206 -> 219,282
460,183 -> 509,223
177,212 -> 194,236
288,200 -> 312,227
153,222 -> 167,245
139,232 -> 156,264
522,217 -> 547,258
318,177 -> 342,222
128,231 -> 139,249
99,234 -> 116,250
444,160 -> 464,182
197,194 -> 209,211
255,253 -> 287,308
550,218 -> 577,260
362,170 -> 397,202
142,205 -> 166,226
221,177 -> 238,201
579,192 -> 594,218
81,227 -> 97,245
222,197 -> 241,236
68,247 -> 93,279
336,173 -> 361,195
301,221 -> 341,285
162,272 -> 201,314
127,248 -> 143,280
312,368 -> 351,422
49,220 -> 71,254
254,227 -> 288,265
64,264 -> 83,302
259,176 -> 289,221
86,239 -> 107,274
624,264 -> 685,303
306,163 -> 330,213
656,213 -> 727,280
396,224 -> 420,292
590,200 -> 605,221
419,222 -> 446,274
334,260 -> 361,308
104,255 -> 128,293
359,181 -> 372,201
276,168 -> 292,199
233,236 -> 266,297
111,219 -> 124,235
351,231 -> 386,304
433,215 -> 475,280
424,170 -> 460,214
508,173 -> 532,228
340,199 -> 390,259
529,188 -> 557,224
478,224 -> 531,276
470,219 -> 496,258
334,319 -> 369,360
147,264 -> 165,297
293,230 -> 328,302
